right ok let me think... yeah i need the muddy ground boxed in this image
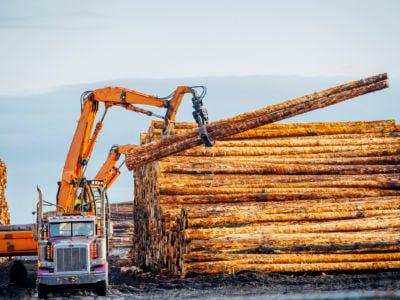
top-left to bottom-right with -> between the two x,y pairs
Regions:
1,254 -> 400,299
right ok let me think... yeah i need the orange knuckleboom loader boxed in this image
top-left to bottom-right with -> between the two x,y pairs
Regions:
0,85 -> 212,297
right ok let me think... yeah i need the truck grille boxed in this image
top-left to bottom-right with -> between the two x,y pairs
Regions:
56,246 -> 88,272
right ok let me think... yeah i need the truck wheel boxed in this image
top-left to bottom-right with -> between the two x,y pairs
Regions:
37,283 -> 48,299
95,280 -> 108,296
9,260 -> 27,287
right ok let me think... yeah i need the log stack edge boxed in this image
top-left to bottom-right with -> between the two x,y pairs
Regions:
132,120 -> 400,277
0,159 -> 10,225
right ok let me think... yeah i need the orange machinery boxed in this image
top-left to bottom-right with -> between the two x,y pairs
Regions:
0,85 -> 211,258
58,85 -> 209,215
0,224 -> 37,257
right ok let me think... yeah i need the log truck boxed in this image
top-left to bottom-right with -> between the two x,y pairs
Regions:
0,85 -> 212,298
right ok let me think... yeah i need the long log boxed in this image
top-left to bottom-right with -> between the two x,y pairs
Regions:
162,196 -> 400,217
160,179 -> 400,195
176,144 -> 399,157
159,161 -> 400,175
0,159 -> 9,225
186,210 -> 400,227
159,155 -> 400,169
159,189 -> 400,204
184,215 -> 400,238
159,173 -> 399,186
125,75 -> 388,170
161,181 -> 400,195
152,131 -> 398,142
189,229 -> 400,251
184,260 -> 400,275
157,136 -> 400,149
184,252 -> 400,264
151,119 -> 395,131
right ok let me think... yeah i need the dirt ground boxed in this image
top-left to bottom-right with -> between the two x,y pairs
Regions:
1,255 -> 400,299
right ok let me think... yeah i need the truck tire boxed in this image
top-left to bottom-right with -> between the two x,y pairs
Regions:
9,260 -> 27,287
95,280 -> 108,296
37,283 -> 48,299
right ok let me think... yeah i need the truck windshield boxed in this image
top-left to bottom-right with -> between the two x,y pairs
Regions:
49,221 -> 94,237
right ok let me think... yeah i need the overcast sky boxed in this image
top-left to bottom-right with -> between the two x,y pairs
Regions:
1,0 -> 399,223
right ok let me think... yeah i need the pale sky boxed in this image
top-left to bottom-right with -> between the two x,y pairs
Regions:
1,0 -> 399,95
0,0 -> 399,224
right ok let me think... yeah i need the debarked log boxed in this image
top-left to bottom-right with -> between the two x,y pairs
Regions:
160,154 -> 400,166
152,119 -> 395,131
150,131 -> 398,142
161,196 -> 400,219
159,188 -> 400,204
160,179 -> 400,194
188,209 -> 399,228
189,228 -> 400,251
183,259 -> 400,275
159,173 -> 399,187
183,215 -> 400,238
184,252 -> 400,264
159,161 -> 400,175
185,210 -> 400,227
177,144 -> 399,157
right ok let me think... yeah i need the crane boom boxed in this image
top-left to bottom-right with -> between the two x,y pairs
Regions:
57,86 -> 208,214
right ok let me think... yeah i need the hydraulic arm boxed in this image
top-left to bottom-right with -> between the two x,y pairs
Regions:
57,85 -> 211,214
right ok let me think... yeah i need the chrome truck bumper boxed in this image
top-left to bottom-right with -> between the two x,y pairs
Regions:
37,271 -> 107,286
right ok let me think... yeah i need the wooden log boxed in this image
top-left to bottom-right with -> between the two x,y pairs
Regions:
159,161 -> 400,175
184,215 -> 400,239
109,201 -> 134,249
224,129 -> 399,140
0,159 -> 10,225
151,119 -> 395,131
159,173 -> 399,186
161,181 -> 400,195
125,75 -> 388,170
152,125 -> 398,140
160,179 -> 400,195
176,144 -> 399,157
184,260 -> 400,275
189,229 -> 400,251
186,210 -> 400,227
157,135 -> 400,149
159,188 -> 400,205
151,131 -> 398,143
184,252 -> 400,264
162,196 -> 400,218
198,137 -> 399,148
186,243 -> 400,256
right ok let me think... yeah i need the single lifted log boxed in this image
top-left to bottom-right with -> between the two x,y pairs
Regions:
125,73 -> 388,170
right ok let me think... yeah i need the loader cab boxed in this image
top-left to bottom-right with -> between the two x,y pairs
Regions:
56,179 -> 109,217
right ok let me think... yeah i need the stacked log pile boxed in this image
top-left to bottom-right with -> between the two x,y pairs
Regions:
109,201 -> 134,249
130,74 -> 400,277
133,120 -> 400,277
126,73 -> 388,169
0,159 -> 10,225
